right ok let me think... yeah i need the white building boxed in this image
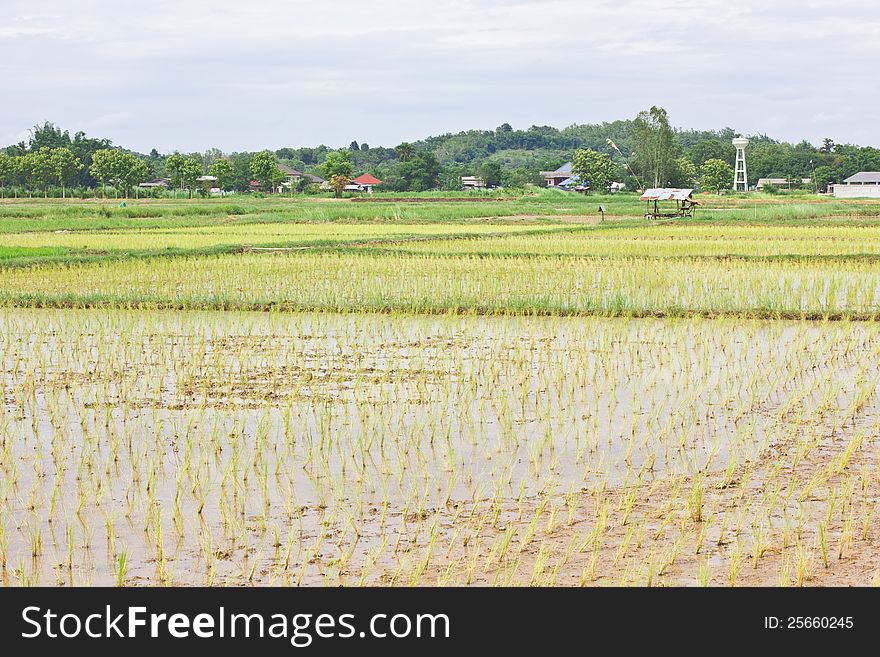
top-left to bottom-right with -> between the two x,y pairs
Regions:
460,176 -> 487,189
756,177 -> 812,191
831,172 -> 880,198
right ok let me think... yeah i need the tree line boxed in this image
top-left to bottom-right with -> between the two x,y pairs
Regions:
3,114 -> 879,197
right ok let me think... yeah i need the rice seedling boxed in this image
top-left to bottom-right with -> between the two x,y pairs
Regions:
2,196 -> 880,587
115,547 -> 129,587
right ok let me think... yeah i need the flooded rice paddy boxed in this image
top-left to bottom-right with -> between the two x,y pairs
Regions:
1,309 -> 879,585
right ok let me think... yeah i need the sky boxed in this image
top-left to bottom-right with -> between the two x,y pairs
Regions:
2,0 -> 879,153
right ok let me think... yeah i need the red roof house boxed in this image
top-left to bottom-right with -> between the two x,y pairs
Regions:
352,173 -> 382,191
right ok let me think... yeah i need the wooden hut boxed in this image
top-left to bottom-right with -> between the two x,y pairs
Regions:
639,188 -> 699,219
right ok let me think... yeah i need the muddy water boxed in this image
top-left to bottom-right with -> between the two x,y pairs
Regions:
1,309 -> 877,585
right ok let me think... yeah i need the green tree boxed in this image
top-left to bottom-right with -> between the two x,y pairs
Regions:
28,122 -> 71,150
250,150 -> 283,193
0,153 -> 9,181
119,154 -> 148,197
164,153 -> 186,190
395,142 -> 414,162
320,150 -> 353,178
208,158 -> 234,192
26,147 -> 55,196
329,175 -> 350,198
179,157 -> 203,198
165,154 -> 203,197
228,153 -> 255,192
688,138 -> 734,167
699,158 -> 734,194
812,165 -> 837,193
631,106 -> 678,188
672,156 -> 698,188
571,149 -> 618,192
387,152 -> 441,191
478,161 -> 503,188
0,153 -> 14,194
89,148 -> 115,196
89,149 -> 148,198
320,151 -> 353,196
49,147 -> 83,198
501,167 -> 544,188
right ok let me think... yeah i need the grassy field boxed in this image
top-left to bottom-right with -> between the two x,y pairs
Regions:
1,192 -> 879,586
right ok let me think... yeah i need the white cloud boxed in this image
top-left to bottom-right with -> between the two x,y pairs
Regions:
1,0 -> 878,151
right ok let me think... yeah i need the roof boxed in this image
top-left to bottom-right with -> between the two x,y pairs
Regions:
541,162 -> 572,177
757,177 -> 813,186
843,171 -> 880,184
353,173 -> 382,185
307,174 -> 324,183
558,176 -> 585,187
554,162 -> 572,175
278,163 -> 303,176
640,188 -> 698,202
195,175 -> 217,182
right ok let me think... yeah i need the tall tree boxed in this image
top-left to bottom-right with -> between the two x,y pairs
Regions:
320,150 -> 353,197
89,149 -> 115,196
0,153 -> 11,191
672,156 -> 698,188
208,158 -> 234,192
26,147 -> 54,196
699,158 -> 734,194
250,150 -> 282,193
395,142 -> 414,162
328,175 -> 350,198
631,106 -> 678,188
571,149 -> 619,192
119,155 -> 148,197
164,153 -> 186,190
389,152 -> 440,191
478,161 -> 503,188
28,122 -> 71,150
89,149 -> 149,198
165,153 -> 202,196
49,147 -> 83,198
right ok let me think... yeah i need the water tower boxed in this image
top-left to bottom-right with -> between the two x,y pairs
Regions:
732,137 -> 749,191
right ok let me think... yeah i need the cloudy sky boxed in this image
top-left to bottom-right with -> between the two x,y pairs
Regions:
2,0 -> 878,153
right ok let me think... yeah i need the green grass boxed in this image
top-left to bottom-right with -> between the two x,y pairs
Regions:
2,195 -> 880,319
0,194 -> 583,235
380,224 -> 880,260
0,246 -> 69,261
3,250 -> 879,319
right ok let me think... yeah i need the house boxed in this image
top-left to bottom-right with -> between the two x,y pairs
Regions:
461,176 -> 486,190
352,173 -> 382,192
195,175 -> 220,194
557,176 -> 589,193
756,177 -> 812,191
138,178 -> 170,189
278,163 -> 303,193
639,188 -> 699,219
274,164 -> 325,192
540,162 -> 572,187
831,172 -> 880,198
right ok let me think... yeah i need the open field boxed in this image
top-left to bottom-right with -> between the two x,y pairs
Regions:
1,193 -> 880,586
